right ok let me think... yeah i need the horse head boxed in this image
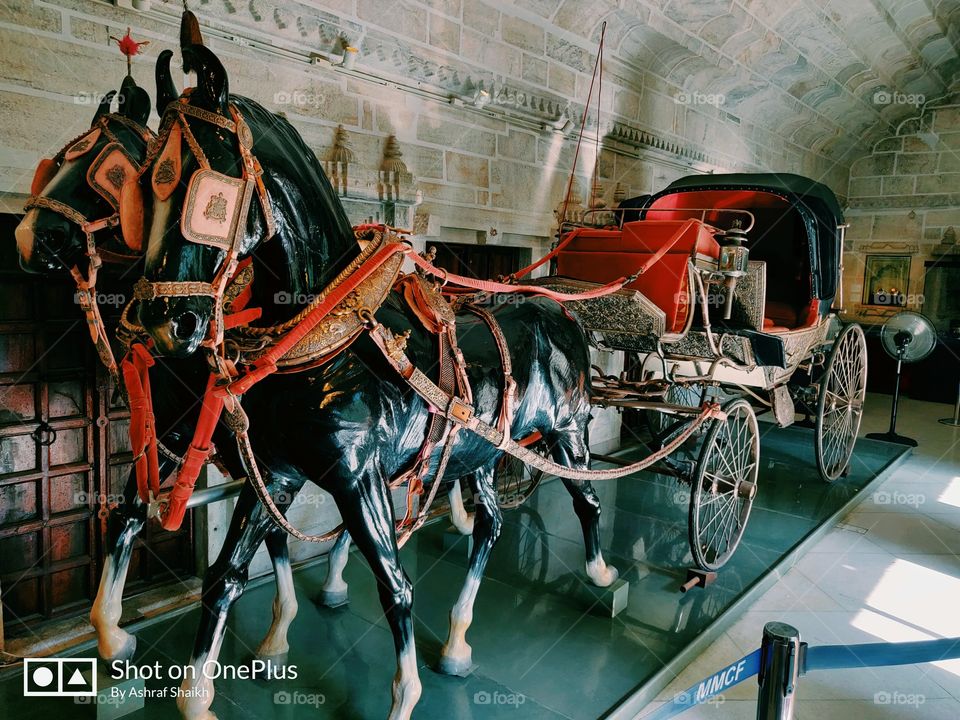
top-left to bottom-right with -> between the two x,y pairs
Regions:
137,42 -> 357,357
14,70 -> 159,275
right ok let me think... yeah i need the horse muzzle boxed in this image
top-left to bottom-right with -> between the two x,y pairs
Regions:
15,208 -> 76,273
137,295 -> 211,357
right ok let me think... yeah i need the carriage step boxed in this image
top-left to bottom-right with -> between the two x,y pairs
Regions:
680,568 -> 717,593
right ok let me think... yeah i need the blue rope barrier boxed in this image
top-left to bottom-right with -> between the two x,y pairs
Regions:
641,648 -> 762,720
805,636 -> 960,673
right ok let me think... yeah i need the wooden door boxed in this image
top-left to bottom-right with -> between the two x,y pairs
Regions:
432,242 -> 524,280
0,214 -> 194,640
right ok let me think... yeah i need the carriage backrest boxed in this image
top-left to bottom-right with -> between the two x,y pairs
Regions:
556,219 -> 719,334
645,189 -> 818,331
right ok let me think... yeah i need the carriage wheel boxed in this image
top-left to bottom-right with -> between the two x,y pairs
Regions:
495,451 -> 545,510
815,323 -> 867,482
688,398 -> 759,571
647,383 -> 705,445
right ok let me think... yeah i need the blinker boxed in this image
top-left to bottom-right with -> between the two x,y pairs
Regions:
87,142 -> 140,209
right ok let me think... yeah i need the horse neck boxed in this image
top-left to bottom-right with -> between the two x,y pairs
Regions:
246,200 -> 361,324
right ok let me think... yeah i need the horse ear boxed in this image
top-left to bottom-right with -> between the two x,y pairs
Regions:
92,90 -> 116,125
182,44 -> 228,115
118,76 -> 151,127
155,49 -> 179,115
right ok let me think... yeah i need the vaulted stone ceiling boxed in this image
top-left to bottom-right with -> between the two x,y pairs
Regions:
527,0 -> 960,164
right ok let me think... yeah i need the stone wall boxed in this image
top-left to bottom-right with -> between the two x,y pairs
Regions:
842,101 -> 960,329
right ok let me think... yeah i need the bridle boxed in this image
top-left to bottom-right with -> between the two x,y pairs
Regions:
24,113 -> 155,380
133,95 -> 275,352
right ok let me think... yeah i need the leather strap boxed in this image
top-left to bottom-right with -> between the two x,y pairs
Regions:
368,322 -> 724,481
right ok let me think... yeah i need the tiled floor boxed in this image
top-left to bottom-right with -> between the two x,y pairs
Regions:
651,393 -> 960,719
0,393 -> 918,719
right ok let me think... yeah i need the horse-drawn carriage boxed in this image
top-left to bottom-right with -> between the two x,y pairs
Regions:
14,12 -> 866,715
516,172 -> 867,571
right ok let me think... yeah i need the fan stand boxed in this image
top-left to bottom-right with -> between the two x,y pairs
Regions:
939,380 -> 960,427
866,349 -> 917,446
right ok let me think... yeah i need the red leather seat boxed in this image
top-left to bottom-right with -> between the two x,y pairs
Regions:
556,220 -> 720,333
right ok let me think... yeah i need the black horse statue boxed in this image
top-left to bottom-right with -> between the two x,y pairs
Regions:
12,64 -> 307,667
137,42 -> 618,720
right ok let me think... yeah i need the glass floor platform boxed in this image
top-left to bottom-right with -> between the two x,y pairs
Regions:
0,426 -> 909,719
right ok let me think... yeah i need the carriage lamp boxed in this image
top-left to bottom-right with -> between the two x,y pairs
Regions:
717,221 -> 749,320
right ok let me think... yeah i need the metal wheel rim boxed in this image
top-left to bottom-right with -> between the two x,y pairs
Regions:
815,324 -> 867,482
688,398 -> 759,571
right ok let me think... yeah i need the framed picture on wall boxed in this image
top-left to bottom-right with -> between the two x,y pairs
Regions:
863,255 -> 910,307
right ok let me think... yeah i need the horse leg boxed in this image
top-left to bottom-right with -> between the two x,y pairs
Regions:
551,431 -> 619,587
254,528 -> 297,659
438,466 -> 501,675
448,477 -> 474,535
334,471 -> 421,720
90,456 -> 175,660
317,529 -> 351,607
177,478 -> 304,720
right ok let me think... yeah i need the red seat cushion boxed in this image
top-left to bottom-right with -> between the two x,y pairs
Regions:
556,220 -> 720,333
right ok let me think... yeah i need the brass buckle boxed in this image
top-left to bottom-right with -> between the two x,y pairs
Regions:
448,398 -> 473,425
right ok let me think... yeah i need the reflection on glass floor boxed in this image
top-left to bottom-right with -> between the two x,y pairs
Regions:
0,426 -> 907,719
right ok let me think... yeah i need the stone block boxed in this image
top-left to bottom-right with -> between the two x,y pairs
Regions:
429,13 -> 460,53
502,14 -> 544,53
882,176 -> 915,196
497,129 -> 537,163
938,153 -> 960,174
462,1 -> 500,37
0,1 -> 62,32
849,176 -> 881,197
917,174 -> 960,195
461,30 -> 521,77
419,181 -> 477,205
522,53 -> 548,86
546,33 -> 592,73
420,0 -> 462,17
413,147 -> 445,180
445,151 -> 489,187
872,213 -> 922,241
874,137 -> 902,153
357,0 -> 427,42
934,107 -> 960,132
851,153 -> 895,176
896,152 -> 938,174
417,116 -> 496,156
925,209 -> 960,227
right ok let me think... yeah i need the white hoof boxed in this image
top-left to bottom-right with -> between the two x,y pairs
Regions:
586,560 -> 619,588
437,651 -> 473,677
317,588 -> 349,608
101,630 -> 137,662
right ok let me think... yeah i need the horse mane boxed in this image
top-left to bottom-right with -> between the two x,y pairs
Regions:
229,95 -> 359,293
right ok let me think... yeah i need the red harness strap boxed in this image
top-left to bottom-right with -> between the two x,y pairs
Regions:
159,374 -> 225,531
120,343 -> 160,503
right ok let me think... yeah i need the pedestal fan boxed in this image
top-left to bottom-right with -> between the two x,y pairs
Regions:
866,311 -> 937,446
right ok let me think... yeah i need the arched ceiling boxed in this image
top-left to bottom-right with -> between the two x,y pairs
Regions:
516,0 -> 960,166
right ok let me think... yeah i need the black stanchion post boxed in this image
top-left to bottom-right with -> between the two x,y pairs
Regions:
757,622 -> 802,720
